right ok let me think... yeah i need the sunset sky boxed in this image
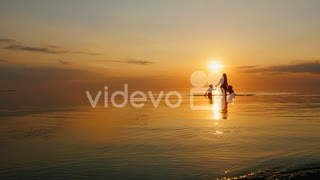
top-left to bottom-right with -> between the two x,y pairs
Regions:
1,0 -> 320,92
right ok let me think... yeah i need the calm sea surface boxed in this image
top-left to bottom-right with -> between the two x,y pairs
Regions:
0,90 -> 319,179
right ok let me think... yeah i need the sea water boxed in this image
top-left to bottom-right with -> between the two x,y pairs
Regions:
0,90 -> 319,179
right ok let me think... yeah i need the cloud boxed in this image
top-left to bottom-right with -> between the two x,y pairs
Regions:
47,45 -> 60,48
236,65 -> 257,69
72,51 -> 101,56
4,44 -> 68,54
0,38 -> 19,44
111,59 -> 155,66
1,38 -> 100,56
238,61 -> 320,74
58,59 -> 72,65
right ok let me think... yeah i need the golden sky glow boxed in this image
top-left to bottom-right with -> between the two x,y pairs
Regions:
0,0 -> 320,91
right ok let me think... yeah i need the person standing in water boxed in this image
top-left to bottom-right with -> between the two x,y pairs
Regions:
204,84 -> 214,99
215,73 -> 228,104
227,85 -> 235,103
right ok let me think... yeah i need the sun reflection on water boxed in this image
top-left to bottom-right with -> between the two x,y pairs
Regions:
212,96 -> 226,121
211,94 -> 228,135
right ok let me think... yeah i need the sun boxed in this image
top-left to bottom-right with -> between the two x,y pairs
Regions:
209,61 -> 223,73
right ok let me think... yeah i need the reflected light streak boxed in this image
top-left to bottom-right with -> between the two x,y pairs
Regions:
212,96 -> 222,120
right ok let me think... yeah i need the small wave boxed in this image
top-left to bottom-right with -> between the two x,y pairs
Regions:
0,89 -> 17,92
224,165 -> 320,180
185,93 -> 256,97
235,94 -> 256,96
185,92 -> 311,97
252,92 -> 299,96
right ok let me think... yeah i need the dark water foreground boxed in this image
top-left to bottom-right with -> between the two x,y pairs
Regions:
0,91 -> 319,179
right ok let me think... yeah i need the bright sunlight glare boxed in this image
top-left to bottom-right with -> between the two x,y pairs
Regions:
209,61 -> 223,73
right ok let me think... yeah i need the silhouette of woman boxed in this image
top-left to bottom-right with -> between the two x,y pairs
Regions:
215,73 -> 228,105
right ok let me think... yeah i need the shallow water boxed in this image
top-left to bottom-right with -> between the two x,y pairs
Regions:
0,91 -> 319,179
